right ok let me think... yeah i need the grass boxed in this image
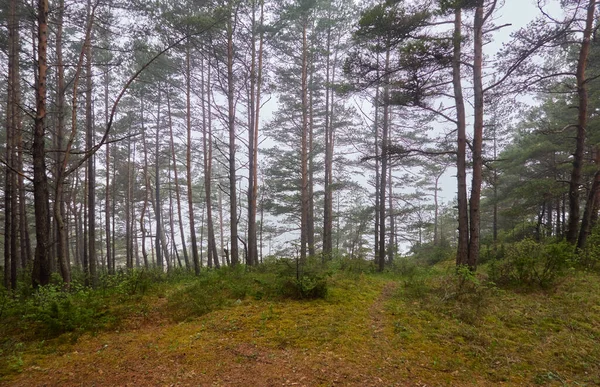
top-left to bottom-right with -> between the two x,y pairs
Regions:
1,261 -> 599,386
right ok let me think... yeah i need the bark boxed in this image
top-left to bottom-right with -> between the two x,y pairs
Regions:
4,0 -> 19,290
185,43 -> 201,274
141,96 -> 150,269
104,57 -> 112,274
85,0 -> 97,285
374,86 -> 380,260
227,8 -> 240,266
166,87 -> 189,268
54,0 -> 70,283
378,49 -> 390,272
323,9 -> 339,261
125,135 -> 133,269
167,161 -> 181,268
453,8 -> 469,267
202,56 -> 219,268
467,4 -> 484,270
567,0 -> 596,244
155,85 -> 164,269
388,134 -> 394,263
578,148 -> 600,249
247,0 -> 264,267
308,66 -> 316,258
32,0 -> 51,287
300,20 -> 310,263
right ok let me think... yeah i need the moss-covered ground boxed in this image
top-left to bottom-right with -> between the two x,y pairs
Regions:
1,264 -> 599,386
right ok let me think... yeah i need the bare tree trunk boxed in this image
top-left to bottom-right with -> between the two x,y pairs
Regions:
308,65 -> 316,258
300,20 -> 310,263
166,87 -> 189,268
247,0 -> 264,267
104,55 -> 112,274
227,8 -> 240,266
388,142 -> 394,263
4,0 -> 19,290
125,135 -> 133,269
32,0 -> 52,287
141,96 -> 150,269
374,85 -> 380,260
85,0 -> 97,284
167,160 -> 181,268
202,56 -> 219,268
467,4 -> 485,271
567,0 -> 596,244
453,8 -> 469,267
154,85 -> 164,270
219,187 -> 226,267
185,43 -> 201,274
578,149 -> 600,249
378,49 -> 390,272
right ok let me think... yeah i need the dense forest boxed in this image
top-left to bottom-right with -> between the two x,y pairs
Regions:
2,0 -> 599,286
1,0 -> 600,385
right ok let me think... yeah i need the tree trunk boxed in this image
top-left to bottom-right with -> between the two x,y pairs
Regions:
374,85 -> 380,260
141,95 -> 150,269
104,56 -> 112,274
300,20 -> 310,263
453,7 -> 469,267
578,149 -> 600,249
32,0 -> 52,287
467,4 -> 484,271
247,0 -> 264,267
185,43 -> 201,274
378,49 -> 390,272
308,64 -> 316,258
227,8 -> 240,266
166,86 -> 189,269
155,85 -> 164,270
202,56 -> 220,269
125,135 -> 133,269
566,0 -> 596,244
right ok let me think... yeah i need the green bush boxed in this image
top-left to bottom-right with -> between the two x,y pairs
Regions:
489,239 -> 574,289
14,283 -> 113,338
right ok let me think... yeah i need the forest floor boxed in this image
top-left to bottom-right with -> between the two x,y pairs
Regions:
1,266 -> 600,386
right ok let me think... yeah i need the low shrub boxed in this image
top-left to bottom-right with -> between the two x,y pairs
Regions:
489,239 -> 574,289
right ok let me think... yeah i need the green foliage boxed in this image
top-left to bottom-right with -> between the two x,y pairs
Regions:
410,242 -> 455,266
578,226 -> 600,269
0,282 -> 113,339
166,261 -> 331,322
489,239 -> 574,289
